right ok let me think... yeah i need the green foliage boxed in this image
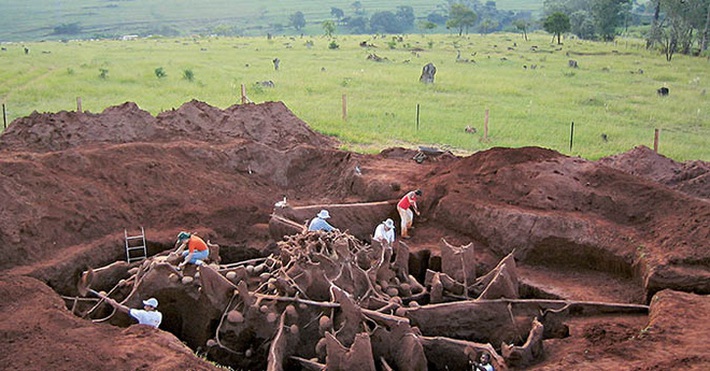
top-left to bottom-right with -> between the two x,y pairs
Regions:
371,11 -> 402,34
183,69 -> 194,81
447,4 -> 478,36
98,68 -> 109,79
544,12 -> 572,44
1,33 -> 708,162
289,11 -> 306,31
52,22 -> 81,35
328,40 -> 339,49
591,0 -> 625,41
154,67 -> 167,79
322,20 -> 336,37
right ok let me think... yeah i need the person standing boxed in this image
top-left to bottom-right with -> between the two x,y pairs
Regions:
397,189 -> 421,239
373,218 -> 396,246
308,209 -> 337,232
103,297 -> 162,328
174,231 -> 209,269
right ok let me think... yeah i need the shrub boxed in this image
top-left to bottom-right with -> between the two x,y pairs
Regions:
183,69 -> 194,81
154,67 -> 167,79
98,68 -> 109,79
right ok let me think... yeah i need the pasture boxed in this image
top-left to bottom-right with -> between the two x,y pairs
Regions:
0,32 -> 708,161
0,0 -> 543,42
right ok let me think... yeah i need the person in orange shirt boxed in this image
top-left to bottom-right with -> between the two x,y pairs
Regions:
397,189 -> 421,239
174,231 -> 209,269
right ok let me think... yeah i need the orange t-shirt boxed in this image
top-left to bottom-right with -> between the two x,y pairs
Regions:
188,235 -> 208,253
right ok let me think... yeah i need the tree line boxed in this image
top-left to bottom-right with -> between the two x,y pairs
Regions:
541,0 -> 710,60
287,1 -> 534,36
292,1 -> 709,63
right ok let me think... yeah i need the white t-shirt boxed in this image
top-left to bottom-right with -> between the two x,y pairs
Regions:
129,308 -> 162,328
373,223 -> 395,244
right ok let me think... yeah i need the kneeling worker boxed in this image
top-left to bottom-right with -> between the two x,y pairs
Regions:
373,218 -> 396,246
175,231 -> 209,269
308,209 -> 337,232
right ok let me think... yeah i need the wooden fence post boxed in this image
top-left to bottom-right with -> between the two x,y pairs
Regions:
569,121 -> 575,151
654,128 -> 660,153
2,103 -> 6,129
342,94 -> 347,121
416,104 -> 420,131
241,84 -> 247,104
484,108 -> 489,140
76,97 -> 82,113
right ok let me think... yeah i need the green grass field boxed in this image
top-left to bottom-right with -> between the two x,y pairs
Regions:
0,1 -> 544,42
1,32 -> 708,162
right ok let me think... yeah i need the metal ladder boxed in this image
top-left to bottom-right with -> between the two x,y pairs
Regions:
125,227 -> 147,263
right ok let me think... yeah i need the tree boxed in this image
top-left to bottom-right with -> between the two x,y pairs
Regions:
418,20 -> 438,32
344,16 -> 368,34
478,19 -> 498,34
446,3 -> 478,36
331,7 -> 344,22
289,11 -> 306,31
426,12 -> 447,25
570,10 -> 596,40
592,0 -> 627,41
646,0 -> 662,49
396,6 -> 416,30
52,22 -> 81,35
544,12 -> 571,44
322,20 -> 336,37
513,19 -> 529,41
370,11 -> 402,33
351,1 -> 365,16
702,1 -> 710,51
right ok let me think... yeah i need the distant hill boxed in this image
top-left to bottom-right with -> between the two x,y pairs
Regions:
0,0 -> 543,42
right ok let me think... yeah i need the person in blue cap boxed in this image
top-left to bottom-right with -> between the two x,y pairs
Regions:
103,296 -> 162,328
308,209 -> 338,232
173,231 -> 209,269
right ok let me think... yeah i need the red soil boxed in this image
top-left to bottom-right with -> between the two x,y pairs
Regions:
0,100 -> 708,370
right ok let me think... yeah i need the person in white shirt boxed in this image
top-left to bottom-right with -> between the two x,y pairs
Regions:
104,297 -> 162,328
373,218 -> 396,246
471,352 -> 494,371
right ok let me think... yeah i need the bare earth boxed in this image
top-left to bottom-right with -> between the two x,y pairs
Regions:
0,100 -> 708,370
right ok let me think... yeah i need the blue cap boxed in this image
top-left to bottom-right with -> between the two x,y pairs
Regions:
177,231 -> 191,241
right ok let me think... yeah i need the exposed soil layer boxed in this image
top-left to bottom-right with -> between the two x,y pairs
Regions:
0,100 -> 708,370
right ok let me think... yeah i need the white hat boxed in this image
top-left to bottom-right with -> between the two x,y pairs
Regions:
143,298 -> 159,308
317,209 -> 330,219
384,219 -> 394,229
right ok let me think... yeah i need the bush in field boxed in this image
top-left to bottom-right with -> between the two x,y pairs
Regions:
155,67 -> 167,79
328,40 -> 339,49
98,68 -> 109,79
183,69 -> 194,81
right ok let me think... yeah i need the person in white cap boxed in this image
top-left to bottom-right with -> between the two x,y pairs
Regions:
103,296 -> 163,328
373,218 -> 396,246
308,209 -> 337,232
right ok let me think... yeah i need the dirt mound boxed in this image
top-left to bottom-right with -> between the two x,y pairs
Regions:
0,274 -> 217,371
0,100 -> 338,153
599,145 -> 710,199
0,101 -> 708,370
